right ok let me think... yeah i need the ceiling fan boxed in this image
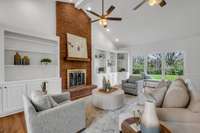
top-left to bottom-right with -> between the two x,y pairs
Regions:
86,0 -> 122,28
133,0 -> 167,10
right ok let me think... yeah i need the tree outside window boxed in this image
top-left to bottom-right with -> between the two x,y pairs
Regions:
132,56 -> 144,75
147,53 -> 162,80
165,52 -> 184,80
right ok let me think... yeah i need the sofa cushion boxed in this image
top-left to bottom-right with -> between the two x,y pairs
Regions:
185,79 -> 200,113
157,108 -> 200,123
31,91 -> 58,111
123,83 -> 137,88
162,79 -> 190,108
149,86 -> 168,107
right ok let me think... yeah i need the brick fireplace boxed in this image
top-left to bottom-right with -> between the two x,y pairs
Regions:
57,2 -> 92,90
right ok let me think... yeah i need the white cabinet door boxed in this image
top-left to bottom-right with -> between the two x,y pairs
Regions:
0,85 -> 3,114
47,78 -> 61,94
3,83 -> 26,113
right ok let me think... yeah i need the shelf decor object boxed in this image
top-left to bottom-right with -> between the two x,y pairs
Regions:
141,101 -> 160,133
40,58 -> 52,65
14,52 -> 22,65
22,56 -> 30,65
66,33 -> 89,61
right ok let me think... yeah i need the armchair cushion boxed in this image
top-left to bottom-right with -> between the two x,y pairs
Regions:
128,75 -> 142,83
123,83 -> 137,88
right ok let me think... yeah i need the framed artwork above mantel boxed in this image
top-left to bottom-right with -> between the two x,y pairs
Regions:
66,33 -> 89,61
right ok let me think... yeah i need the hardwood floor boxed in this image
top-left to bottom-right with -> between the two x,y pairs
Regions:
0,113 -> 26,133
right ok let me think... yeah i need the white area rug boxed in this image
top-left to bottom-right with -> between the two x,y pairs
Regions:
82,95 -> 141,133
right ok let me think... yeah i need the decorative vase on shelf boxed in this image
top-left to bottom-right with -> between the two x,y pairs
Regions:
41,81 -> 48,95
141,101 -> 160,133
22,56 -> 30,65
103,76 -> 106,90
14,52 -> 21,65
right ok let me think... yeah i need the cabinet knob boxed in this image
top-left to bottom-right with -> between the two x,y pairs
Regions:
4,86 -> 7,89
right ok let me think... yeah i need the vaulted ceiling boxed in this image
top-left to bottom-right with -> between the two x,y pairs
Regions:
60,0 -> 200,47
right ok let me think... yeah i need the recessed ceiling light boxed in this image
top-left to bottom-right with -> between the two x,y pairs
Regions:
115,38 -> 119,42
106,28 -> 110,32
87,7 -> 92,11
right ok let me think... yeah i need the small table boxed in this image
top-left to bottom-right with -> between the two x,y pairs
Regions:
92,88 -> 125,110
121,117 -> 171,133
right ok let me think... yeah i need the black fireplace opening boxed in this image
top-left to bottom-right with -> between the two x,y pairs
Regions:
69,72 -> 86,88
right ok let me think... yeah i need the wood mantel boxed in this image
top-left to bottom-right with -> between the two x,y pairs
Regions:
65,57 -> 91,62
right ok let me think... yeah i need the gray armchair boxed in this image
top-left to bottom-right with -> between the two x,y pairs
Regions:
122,75 -> 144,95
23,92 -> 86,133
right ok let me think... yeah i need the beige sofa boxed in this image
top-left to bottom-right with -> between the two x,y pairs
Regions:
156,79 -> 200,133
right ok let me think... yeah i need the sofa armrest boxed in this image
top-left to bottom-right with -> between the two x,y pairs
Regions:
50,92 -> 70,104
32,99 -> 86,133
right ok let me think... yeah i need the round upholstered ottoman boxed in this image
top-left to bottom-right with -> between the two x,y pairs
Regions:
92,88 -> 125,110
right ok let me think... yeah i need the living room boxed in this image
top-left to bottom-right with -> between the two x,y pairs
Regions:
0,0 -> 200,133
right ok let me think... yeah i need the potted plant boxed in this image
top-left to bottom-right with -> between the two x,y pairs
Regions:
40,58 -> 52,65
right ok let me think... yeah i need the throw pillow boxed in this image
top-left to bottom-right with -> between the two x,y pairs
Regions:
157,80 -> 171,89
185,79 -> 200,113
31,91 -> 52,111
162,79 -> 190,108
30,91 -> 58,111
48,96 -> 58,107
149,86 -> 168,107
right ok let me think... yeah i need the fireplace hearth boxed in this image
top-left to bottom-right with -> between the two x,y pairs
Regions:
67,69 -> 86,89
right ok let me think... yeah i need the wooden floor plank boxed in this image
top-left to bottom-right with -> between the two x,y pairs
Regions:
0,113 -> 26,133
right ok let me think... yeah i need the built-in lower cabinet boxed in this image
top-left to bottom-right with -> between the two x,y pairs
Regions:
0,78 -> 61,117
3,83 -> 26,113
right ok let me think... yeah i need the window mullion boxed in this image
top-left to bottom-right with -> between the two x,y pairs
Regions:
161,53 -> 165,80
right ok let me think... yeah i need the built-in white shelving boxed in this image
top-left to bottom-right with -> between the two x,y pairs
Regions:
0,27 -> 61,117
3,30 -> 59,81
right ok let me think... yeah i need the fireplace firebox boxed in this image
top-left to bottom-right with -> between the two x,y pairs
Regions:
67,69 -> 86,89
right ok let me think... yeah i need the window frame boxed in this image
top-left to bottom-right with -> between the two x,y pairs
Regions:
132,51 -> 185,80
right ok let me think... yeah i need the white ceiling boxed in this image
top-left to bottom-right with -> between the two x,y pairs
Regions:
79,0 -> 200,47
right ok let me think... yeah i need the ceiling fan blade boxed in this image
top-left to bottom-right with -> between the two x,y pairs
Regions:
106,5 -> 115,16
91,19 -> 100,23
107,17 -> 122,21
86,10 -> 101,18
159,0 -> 167,7
133,0 -> 147,10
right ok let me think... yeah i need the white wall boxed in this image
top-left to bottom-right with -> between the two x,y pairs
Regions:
92,25 -> 116,50
121,34 -> 200,89
0,0 -> 56,38
0,0 -> 117,85
92,25 -> 117,85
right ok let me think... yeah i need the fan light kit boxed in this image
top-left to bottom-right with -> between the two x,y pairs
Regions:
134,0 -> 167,10
86,0 -> 122,28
